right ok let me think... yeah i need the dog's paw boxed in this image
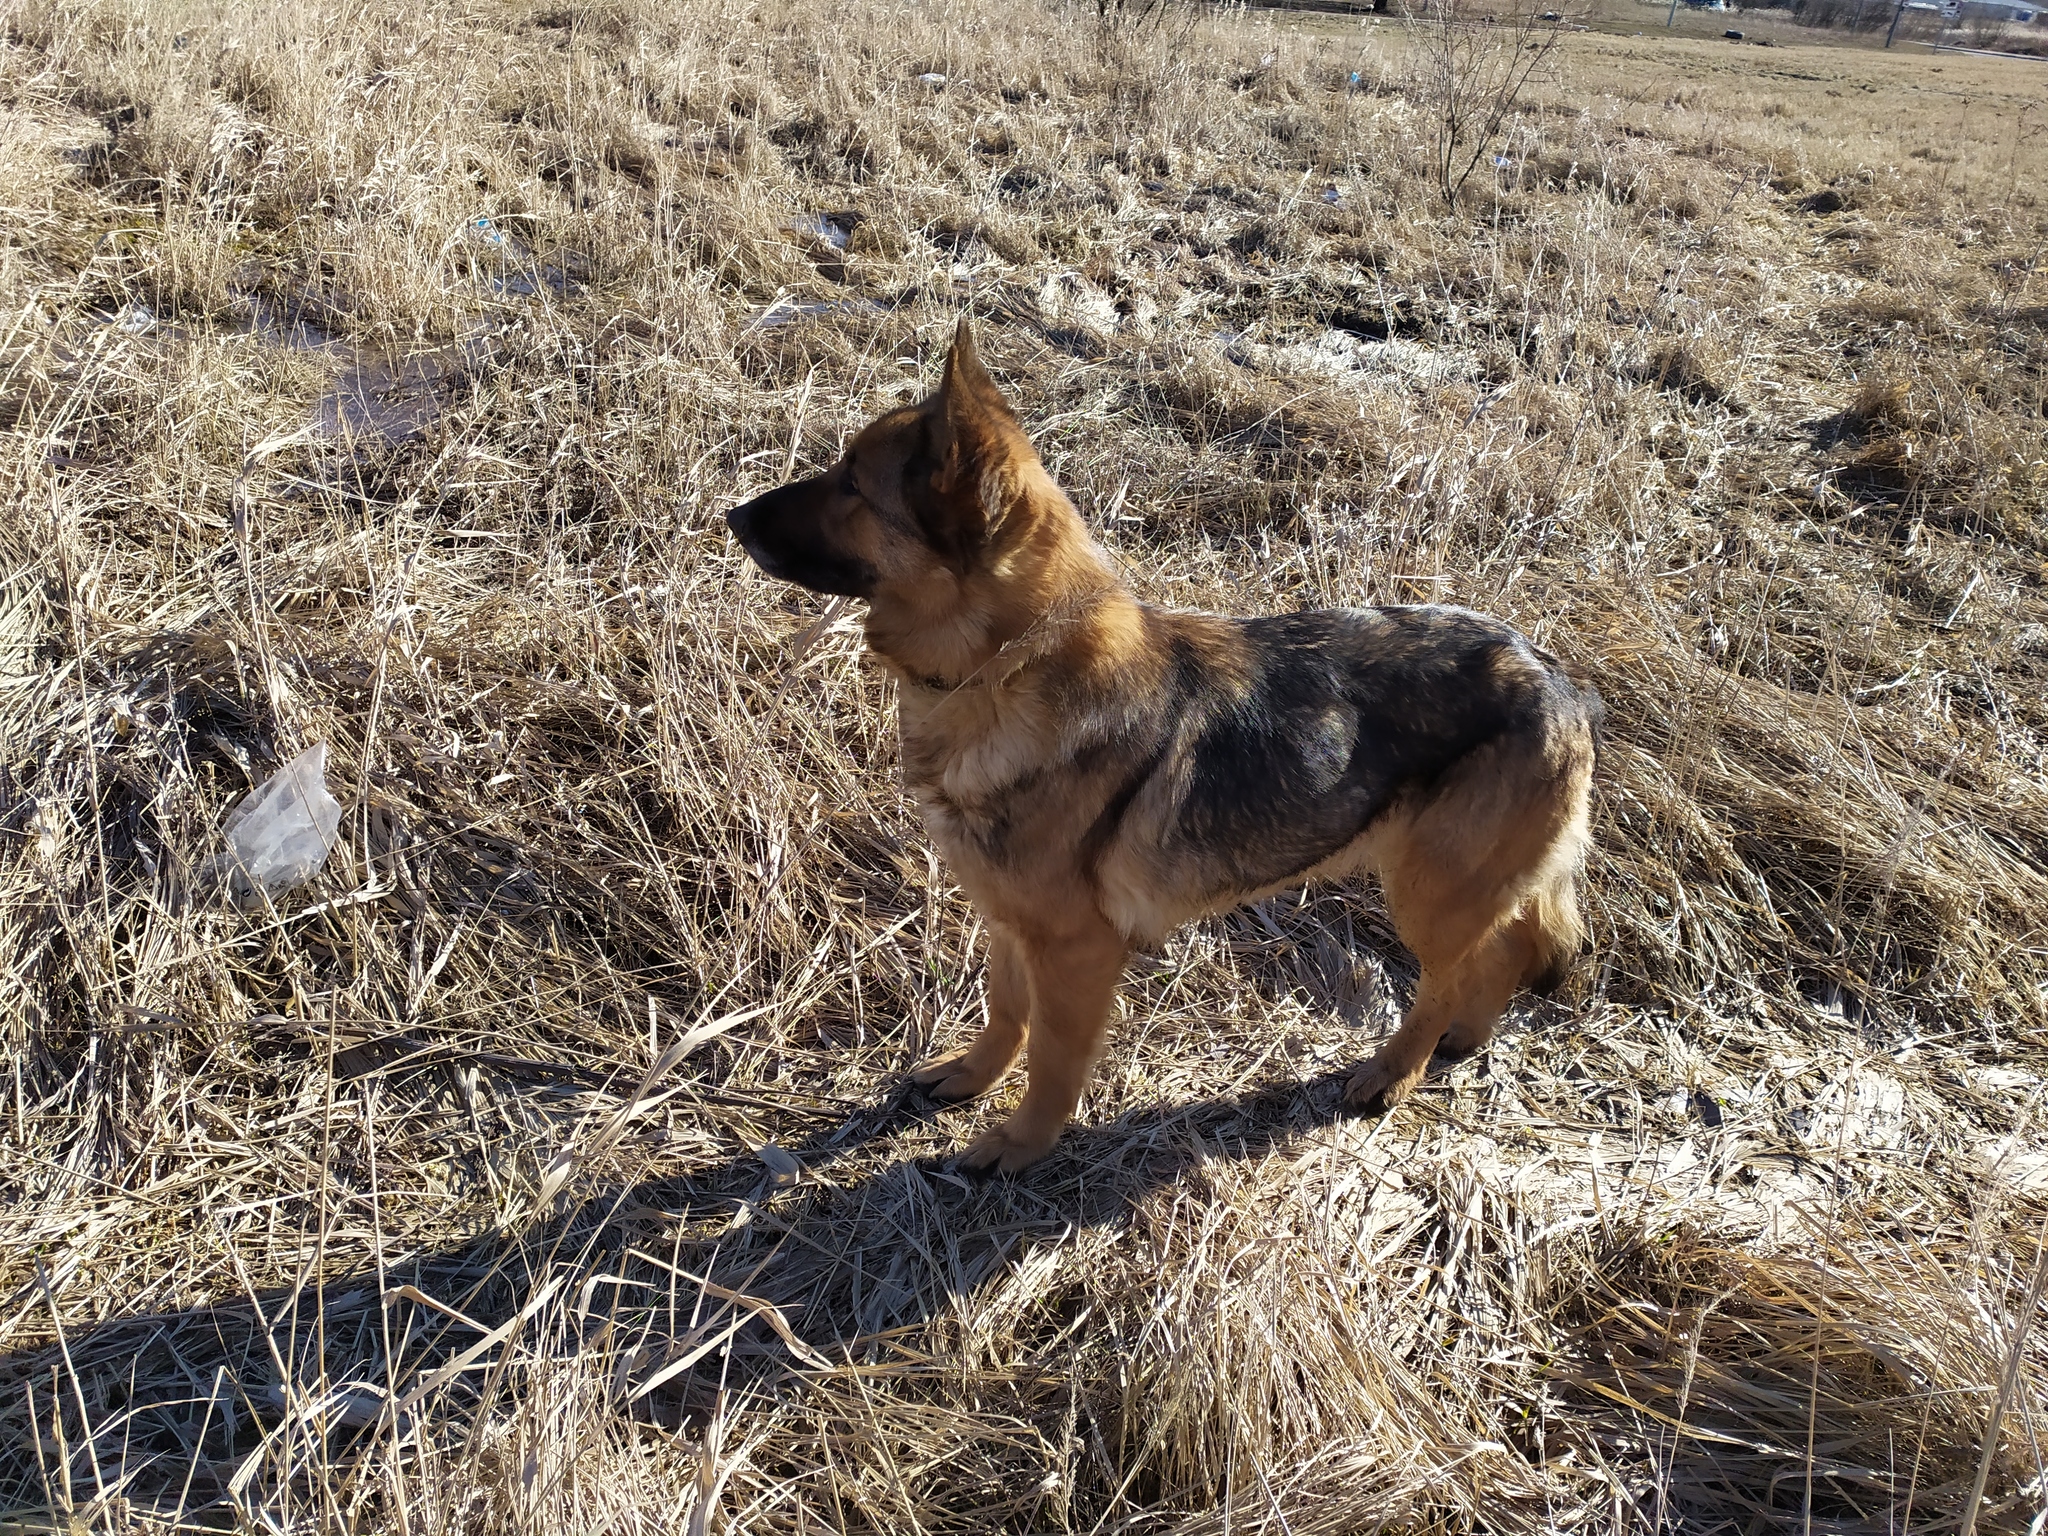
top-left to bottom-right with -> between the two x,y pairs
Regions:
954,1118 -> 1060,1176
910,1050 -> 1006,1104
1343,1055 -> 1427,1117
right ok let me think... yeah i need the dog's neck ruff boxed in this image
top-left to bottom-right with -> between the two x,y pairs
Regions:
897,585 -> 1118,697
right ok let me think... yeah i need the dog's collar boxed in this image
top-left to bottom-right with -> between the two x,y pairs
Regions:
895,584 -> 1118,698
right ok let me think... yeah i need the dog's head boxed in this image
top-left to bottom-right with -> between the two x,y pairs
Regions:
726,321 -> 1073,647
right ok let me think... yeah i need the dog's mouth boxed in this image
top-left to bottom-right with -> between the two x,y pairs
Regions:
726,481 -> 878,599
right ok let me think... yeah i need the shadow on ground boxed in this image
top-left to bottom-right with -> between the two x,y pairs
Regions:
0,965 -> 1977,1534
0,1036 -> 1426,1525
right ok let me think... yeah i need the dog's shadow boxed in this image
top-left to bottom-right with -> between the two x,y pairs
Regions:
572,1047 -> 1398,1341
630,912 -> 1438,1353
0,969 -> 1507,1519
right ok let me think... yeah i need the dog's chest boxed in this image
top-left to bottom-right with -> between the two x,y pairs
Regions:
896,697 -> 1059,865
897,690 -> 1050,797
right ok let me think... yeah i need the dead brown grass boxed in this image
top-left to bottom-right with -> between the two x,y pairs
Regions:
2,0 -> 2046,1531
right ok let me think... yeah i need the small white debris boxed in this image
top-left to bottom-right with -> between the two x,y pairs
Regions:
757,1143 -> 804,1185
1979,1136 -> 2048,1193
1794,1070 -> 1908,1151
788,213 -> 852,250
1031,271 -> 1122,339
265,1381 -> 395,1430
1218,328 -> 1481,387
219,743 -> 344,904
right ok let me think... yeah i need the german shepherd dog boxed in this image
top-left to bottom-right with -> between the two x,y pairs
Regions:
727,321 -> 1601,1172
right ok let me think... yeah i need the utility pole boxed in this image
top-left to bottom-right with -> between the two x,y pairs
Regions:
1885,0 -> 1908,43
1668,0 -> 1679,25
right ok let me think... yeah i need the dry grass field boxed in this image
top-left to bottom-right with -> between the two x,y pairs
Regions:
3,0 -> 2047,1529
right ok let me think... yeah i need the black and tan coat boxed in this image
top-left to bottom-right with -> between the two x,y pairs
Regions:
728,322 -> 1601,1172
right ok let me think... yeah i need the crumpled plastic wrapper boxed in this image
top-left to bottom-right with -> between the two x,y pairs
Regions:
217,742 -> 344,906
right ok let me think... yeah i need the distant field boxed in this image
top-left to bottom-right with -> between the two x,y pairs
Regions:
1275,0 -> 2048,51
2,0 -> 2045,1531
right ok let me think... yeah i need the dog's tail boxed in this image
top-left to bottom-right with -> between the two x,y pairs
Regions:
1524,871 -> 1588,997
1524,658 -> 1601,996
1531,640 -> 1606,776
1575,679 -> 1607,777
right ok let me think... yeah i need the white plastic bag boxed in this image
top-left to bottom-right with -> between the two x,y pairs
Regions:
221,742 -> 344,904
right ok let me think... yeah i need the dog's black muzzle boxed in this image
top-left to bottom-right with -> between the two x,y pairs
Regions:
725,479 -> 877,599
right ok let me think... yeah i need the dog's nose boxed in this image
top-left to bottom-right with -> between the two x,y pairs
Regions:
725,500 -> 751,536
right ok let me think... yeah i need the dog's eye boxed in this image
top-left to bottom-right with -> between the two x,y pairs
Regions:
838,467 -> 860,498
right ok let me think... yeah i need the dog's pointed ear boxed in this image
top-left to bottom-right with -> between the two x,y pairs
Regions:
918,318 -> 1033,560
942,318 -> 1011,430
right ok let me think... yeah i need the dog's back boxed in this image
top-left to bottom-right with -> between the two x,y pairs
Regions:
1087,603 -> 1599,952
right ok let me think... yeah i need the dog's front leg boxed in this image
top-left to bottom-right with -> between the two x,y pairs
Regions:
957,917 -> 1128,1174
911,927 -> 1029,1101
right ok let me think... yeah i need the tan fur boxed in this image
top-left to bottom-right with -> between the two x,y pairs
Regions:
726,320 -> 1599,1172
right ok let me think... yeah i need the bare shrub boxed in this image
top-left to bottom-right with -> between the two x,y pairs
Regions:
1415,0 -> 1563,206
1647,335 -> 1731,403
1845,371 -> 1915,430
1965,7 -> 2013,46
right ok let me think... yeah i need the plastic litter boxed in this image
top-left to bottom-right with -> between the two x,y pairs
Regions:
917,71 -> 948,87
467,215 -> 578,299
106,304 -> 158,334
220,743 -> 344,903
470,214 -> 521,254
744,295 -> 889,332
788,213 -> 853,250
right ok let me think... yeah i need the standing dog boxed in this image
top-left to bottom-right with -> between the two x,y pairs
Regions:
727,321 -> 1600,1172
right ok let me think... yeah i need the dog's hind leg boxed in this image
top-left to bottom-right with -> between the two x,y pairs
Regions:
912,927 -> 1030,1102
957,916 -> 1128,1174
1520,869 -> 1588,996
1345,738 -> 1584,1113
1434,914 -> 1542,1061
1344,888 -> 1518,1115
1428,862 -> 1588,1065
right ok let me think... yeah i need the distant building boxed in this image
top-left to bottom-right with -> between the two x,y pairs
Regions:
1955,0 -> 2037,19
